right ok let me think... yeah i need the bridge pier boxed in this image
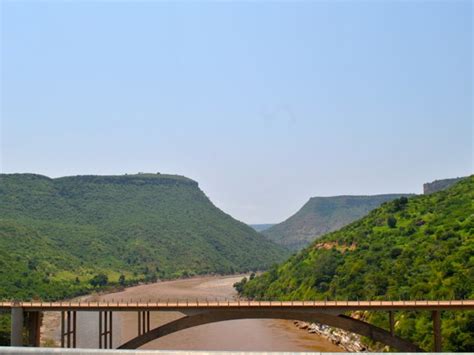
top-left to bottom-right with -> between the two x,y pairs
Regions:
389,311 -> 395,336
432,310 -> 442,352
138,311 -> 150,336
61,310 -> 77,348
99,311 -> 113,349
26,311 -> 42,347
10,306 -> 23,346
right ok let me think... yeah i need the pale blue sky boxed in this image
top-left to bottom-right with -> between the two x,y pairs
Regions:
1,1 -> 472,224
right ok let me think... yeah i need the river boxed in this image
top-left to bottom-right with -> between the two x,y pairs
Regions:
41,275 -> 342,351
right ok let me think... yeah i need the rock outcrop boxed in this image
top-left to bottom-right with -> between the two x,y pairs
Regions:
423,177 -> 466,194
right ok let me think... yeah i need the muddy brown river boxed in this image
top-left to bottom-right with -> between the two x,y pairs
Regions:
42,275 -> 342,351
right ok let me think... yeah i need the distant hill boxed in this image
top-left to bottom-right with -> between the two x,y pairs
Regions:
263,194 -> 413,250
240,176 -> 474,351
250,224 -> 275,232
0,173 -> 287,300
423,176 -> 466,194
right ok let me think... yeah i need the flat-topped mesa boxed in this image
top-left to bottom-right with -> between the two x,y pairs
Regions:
0,172 -> 199,187
55,173 -> 199,187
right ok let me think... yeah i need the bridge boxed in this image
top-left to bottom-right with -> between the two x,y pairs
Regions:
1,299 -> 473,352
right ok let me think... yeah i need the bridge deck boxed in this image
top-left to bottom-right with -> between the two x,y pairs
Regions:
1,300 -> 472,311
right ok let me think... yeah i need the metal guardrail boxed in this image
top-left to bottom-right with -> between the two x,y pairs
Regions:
0,349 -> 464,355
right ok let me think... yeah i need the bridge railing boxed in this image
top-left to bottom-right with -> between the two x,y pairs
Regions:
1,299 -> 473,310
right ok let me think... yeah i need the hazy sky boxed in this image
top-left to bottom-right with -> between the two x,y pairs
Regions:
1,1 -> 472,224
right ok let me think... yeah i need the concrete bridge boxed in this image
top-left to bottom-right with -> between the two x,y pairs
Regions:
1,299 -> 473,352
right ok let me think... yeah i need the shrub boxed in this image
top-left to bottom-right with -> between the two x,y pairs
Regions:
390,247 -> 403,258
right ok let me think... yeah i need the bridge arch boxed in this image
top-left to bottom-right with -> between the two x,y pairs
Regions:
118,309 -> 422,351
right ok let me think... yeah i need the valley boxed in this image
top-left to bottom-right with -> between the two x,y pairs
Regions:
0,174 -> 472,351
2,2 -> 471,352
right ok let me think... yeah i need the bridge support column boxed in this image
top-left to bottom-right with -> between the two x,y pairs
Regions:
61,311 -> 77,348
138,311 -> 150,336
432,310 -> 442,352
26,311 -> 42,347
10,306 -> 23,346
99,311 -> 113,349
389,311 -> 395,336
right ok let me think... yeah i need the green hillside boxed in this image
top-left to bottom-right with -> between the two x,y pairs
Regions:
239,176 -> 473,351
249,224 -> 275,232
263,194 -> 412,250
0,173 -> 287,301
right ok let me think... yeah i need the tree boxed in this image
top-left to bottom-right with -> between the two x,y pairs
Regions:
27,259 -> 38,271
119,274 -> 126,286
90,274 -> 108,287
392,196 -> 409,212
387,216 -> 397,228
233,277 -> 248,293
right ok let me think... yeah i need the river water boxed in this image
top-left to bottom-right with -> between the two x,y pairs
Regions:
42,275 -> 342,351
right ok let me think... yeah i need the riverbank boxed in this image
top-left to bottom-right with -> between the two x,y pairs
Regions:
294,321 -> 367,352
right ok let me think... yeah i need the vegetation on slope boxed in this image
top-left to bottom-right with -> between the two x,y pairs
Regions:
0,173 -> 288,344
263,194 -> 412,250
249,224 -> 275,232
238,176 -> 473,351
0,173 -> 287,301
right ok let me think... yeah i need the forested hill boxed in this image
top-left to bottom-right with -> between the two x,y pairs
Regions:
0,173 -> 287,300
239,176 -> 474,351
263,194 -> 412,250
